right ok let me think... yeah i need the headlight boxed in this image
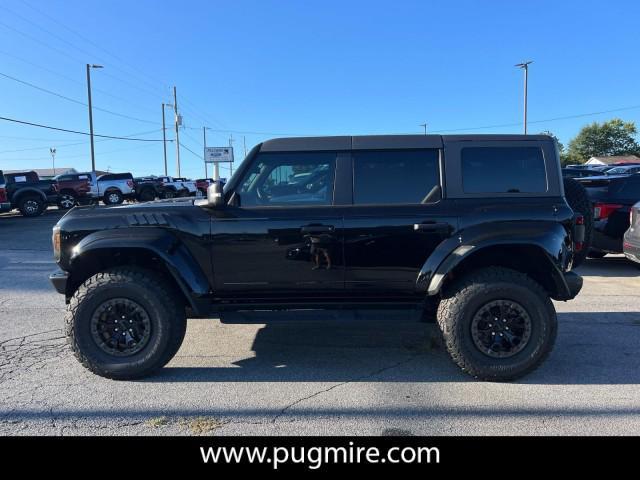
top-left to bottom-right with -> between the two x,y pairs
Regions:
52,225 -> 61,261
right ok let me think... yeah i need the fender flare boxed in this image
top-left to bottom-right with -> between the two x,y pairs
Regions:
69,228 -> 210,314
12,187 -> 47,203
416,221 -> 572,298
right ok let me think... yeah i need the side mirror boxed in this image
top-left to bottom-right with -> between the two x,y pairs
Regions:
207,181 -> 226,208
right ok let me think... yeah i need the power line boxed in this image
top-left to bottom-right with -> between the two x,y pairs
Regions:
0,129 -> 168,154
1,141 -> 160,162
0,116 -> 167,141
0,49 -> 161,115
0,71 -> 160,125
8,0 -> 171,102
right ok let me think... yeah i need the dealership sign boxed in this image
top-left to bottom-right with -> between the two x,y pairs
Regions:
205,147 -> 234,163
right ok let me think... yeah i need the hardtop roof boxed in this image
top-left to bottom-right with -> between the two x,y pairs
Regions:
259,134 -> 553,152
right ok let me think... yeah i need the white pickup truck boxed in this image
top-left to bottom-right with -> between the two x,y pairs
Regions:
157,176 -> 197,199
86,172 -> 135,205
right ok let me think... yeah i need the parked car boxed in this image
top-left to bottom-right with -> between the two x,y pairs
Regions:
578,174 -> 640,257
50,134 -> 585,382
0,171 -> 11,213
133,176 -> 164,202
623,201 -> 640,266
86,172 -> 135,205
602,165 -> 640,175
195,178 -> 213,196
53,173 -> 92,209
157,176 -> 197,198
562,168 -> 604,179
2,170 -> 58,217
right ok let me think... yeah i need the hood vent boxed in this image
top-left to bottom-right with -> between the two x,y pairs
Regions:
126,213 -> 169,226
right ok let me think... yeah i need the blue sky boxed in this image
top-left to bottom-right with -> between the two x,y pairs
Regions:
1,0 -> 639,177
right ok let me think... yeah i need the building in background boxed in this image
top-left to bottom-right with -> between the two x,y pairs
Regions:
585,155 -> 640,166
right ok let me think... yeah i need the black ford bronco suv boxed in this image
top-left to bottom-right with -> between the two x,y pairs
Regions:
50,134 -> 587,381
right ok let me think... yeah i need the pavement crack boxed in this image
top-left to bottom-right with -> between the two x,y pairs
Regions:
271,354 -> 421,423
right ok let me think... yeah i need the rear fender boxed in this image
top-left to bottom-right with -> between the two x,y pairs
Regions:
416,221 -> 572,299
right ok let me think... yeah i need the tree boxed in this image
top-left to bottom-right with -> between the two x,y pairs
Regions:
566,119 -> 640,164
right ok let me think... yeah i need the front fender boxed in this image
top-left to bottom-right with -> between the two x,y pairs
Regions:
416,221 -> 571,296
69,228 -> 210,310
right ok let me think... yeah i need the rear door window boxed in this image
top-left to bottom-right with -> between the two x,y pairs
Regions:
461,147 -> 547,193
352,149 -> 440,204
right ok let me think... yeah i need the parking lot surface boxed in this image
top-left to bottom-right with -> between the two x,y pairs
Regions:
1,208 -> 639,435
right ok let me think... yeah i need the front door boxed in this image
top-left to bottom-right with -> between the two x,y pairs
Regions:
342,148 -> 456,295
211,151 -> 344,297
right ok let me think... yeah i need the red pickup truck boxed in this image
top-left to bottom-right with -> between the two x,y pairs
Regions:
53,173 -> 92,209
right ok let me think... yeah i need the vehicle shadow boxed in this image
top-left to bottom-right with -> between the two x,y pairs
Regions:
576,256 -> 639,277
147,310 -> 640,385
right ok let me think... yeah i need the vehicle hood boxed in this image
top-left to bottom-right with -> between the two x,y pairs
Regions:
56,198 -> 203,232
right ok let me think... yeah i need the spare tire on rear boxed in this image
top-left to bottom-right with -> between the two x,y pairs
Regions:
563,177 -> 593,267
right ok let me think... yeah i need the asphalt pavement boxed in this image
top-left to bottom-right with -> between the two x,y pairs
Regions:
1,208 -> 639,435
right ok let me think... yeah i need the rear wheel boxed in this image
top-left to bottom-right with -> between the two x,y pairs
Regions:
103,190 -> 124,205
58,192 -> 77,209
437,267 -> 557,381
563,177 -> 593,267
138,188 -> 156,202
18,195 -> 45,217
65,268 -> 187,380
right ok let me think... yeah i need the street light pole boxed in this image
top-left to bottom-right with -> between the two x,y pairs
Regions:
420,123 -> 427,135
50,147 -> 56,175
515,61 -> 532,134
173,86 -> 181,177
161,103 -> 168,175
86,64 -> 103,171
203,126 -> 209,179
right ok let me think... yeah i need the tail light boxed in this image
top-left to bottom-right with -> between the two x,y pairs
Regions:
0,186 -> 6,203
126,180 -> 134,188
573,214 -> 585,251
52,183 -> 59,192
593,203 -> 622,220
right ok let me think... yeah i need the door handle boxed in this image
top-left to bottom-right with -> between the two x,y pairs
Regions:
413,222 -> 451,233
300,224 -> 334,234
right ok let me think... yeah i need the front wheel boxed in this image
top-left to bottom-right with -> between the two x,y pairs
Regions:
437,267 -> 557,381
103,190 -> 124,205
18,195 -> 45,217
65,268 -> 187,380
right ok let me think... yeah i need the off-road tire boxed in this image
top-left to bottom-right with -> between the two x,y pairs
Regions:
162,189 -> 176,199
437,267 -> 557,381
137,187 -> 156,202
65,267 -> 187,380
563,177 -> 593,267
103,190 -> 124,205
18,195 -> 45,217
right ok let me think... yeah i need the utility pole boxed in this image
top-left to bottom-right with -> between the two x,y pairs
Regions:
420,123 -> 427,135
50,147 -> 56,175
86,64 -> 103,171
229,134 -> 234,177
203,126 -> 210,179
173,86 -> 181,176
161,104 -> 168,175
515,61 -> 532,134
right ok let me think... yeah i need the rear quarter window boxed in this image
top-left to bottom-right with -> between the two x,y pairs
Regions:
461,147 -> 547,193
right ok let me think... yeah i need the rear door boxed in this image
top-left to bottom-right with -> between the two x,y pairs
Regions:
342,140 -> 456,295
